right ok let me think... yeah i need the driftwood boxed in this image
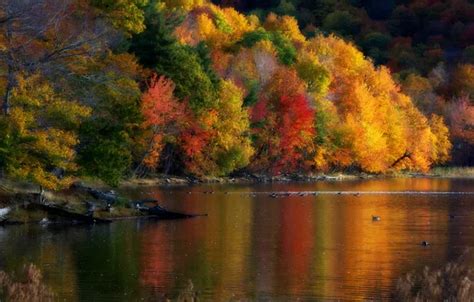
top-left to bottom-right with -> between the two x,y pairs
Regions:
71,182 -> 118,204
88,189 -> 118,204
75,184 -> 206,220
29,203 -> 111,224
132,199 -> 206,219
145,206 -> 199,219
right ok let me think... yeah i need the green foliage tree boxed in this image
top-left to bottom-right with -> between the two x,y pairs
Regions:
239,29 -> 297,65
76,55 -> 143,186
359,32 -> 391,65
91,0 -> 149,34
322,11 -> 361,37
131,5 -> 218,113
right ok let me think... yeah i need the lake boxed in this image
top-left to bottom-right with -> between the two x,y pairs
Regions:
1,178 -> 473,301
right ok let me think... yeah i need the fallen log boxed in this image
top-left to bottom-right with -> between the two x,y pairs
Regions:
132,199 -> 206,219
29,203 -> 112,224
145,205 -> 201,219
88,189 -> 118,204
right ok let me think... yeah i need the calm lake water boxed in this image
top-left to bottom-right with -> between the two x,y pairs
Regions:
1,178 -> 474,301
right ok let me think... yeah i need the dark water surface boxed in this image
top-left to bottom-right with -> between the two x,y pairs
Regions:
1,178 -> 474,301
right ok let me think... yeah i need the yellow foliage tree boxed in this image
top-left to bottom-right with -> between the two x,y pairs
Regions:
162,0 -> 204,11
452,64 -> 474,97
211,80 -> 254,174
174,3 -> 256,49
429,114 -> 451,164
309,35 -> 451,172
181,80 -> 253,176
0,75 -> 91,190
263,13 -> 306,45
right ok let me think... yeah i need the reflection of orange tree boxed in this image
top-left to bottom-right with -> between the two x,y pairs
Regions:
139,224 -> 175,290
139,220 -> 209,298
276,198 -> 314,295
334,193 -> 449,300
337,194 -> 398,299
337,178 -> 452,193
139,192 -> 254,301
311,197 -> 338,298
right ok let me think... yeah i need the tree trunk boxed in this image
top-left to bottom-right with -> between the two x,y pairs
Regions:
39,185 -> 45,204
3,21 -> 14,116
162,143 -> 175,175
2,74 -> 13,115
390,150 -> 411,168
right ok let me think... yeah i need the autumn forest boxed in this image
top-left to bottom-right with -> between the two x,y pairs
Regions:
0,0 -> 472,190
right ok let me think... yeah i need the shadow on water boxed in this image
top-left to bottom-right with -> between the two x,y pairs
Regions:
0,178 -> 473,300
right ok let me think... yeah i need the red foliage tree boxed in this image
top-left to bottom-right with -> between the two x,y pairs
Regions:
139,74 -> 186,171
179,118 -> 213,176
275,94 -> 315,173
250,93 -> 315,174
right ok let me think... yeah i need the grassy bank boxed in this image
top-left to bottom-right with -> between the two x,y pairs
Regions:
425,167 -> 474,178
0,179 -> 147,224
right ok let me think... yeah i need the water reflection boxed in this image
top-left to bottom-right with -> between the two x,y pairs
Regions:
0,178 -> 472,300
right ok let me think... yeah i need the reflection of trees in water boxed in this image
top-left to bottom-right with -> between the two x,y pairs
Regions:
139,223 -> 175,290
139,190 -> 254,301
1,180 -> 473,301
276,198 -> 314,294
0,226 -> 79,300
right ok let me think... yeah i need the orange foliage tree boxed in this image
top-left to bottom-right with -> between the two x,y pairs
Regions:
137,74 -> 186,174
308,35 -> 451,172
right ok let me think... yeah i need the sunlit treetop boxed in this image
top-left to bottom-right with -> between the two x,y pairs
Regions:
91,0 -> 149,34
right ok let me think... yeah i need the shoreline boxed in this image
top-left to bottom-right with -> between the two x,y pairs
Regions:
118,169 -> 474,187
0,168 -> 472,226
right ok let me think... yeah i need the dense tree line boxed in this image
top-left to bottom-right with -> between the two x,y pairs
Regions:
0,0 -> 456,189
213,0 -> 474,165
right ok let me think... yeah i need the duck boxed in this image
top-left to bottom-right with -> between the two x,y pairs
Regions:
372,215 -> 381,222
421,241 -> 430,246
